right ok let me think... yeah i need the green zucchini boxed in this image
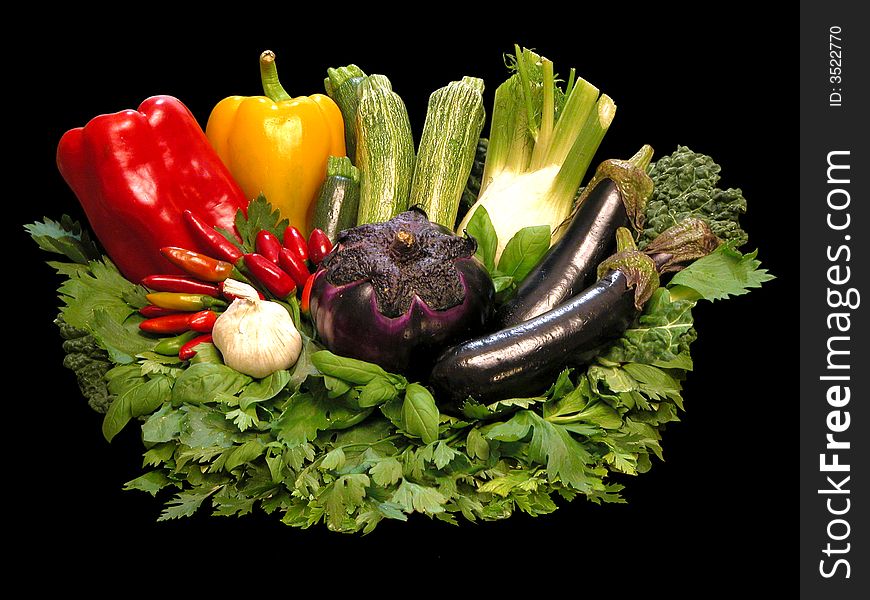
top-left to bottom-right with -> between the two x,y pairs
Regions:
409,76 -> 486,228
324,64 -> 367,162
354,75 -> 416,225
311,156 -> 361,242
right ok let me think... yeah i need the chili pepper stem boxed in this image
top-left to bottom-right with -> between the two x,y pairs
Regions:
260,50 -> 292,102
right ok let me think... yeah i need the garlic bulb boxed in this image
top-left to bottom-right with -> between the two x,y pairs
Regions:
212,296 -> 302,378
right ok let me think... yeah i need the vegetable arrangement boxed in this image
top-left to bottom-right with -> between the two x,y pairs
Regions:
28,45 -> 774,534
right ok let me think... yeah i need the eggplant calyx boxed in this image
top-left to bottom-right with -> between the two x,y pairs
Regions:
597,248 -> 660,311
574,145 -> 655,234
643,217 -> 721,273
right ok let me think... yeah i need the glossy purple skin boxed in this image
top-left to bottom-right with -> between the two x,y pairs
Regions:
309,256 -> 494,375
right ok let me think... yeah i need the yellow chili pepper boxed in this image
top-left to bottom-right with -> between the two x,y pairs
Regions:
206,50 -> 346,235
145,292 -> 227,312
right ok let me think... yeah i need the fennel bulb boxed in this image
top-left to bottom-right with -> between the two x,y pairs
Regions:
457,45 -> 616,262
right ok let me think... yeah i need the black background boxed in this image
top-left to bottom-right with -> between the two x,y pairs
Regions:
16,9 -> 794,590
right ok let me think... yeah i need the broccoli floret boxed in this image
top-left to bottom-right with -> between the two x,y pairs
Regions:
641,146 -> 748,248
56,315 -> 115,414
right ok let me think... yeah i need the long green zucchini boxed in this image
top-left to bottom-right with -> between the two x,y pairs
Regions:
409,76 -> 486,228
311,156 -> 361,242
324,64 -> 367,162
354,75 -> 416,225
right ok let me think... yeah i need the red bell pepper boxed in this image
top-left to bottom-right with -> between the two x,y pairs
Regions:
56,95 -> 250,284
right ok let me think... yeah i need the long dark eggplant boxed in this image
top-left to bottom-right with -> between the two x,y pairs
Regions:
494,147 -> 654,329
495,178 -> 626,327
430,269 -> 637,404
429,218 -> 720,406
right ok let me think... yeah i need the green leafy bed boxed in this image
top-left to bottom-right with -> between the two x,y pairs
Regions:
29,146 -> 773,534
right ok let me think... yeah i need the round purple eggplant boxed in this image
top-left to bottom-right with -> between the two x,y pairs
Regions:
308,208 -> 494,375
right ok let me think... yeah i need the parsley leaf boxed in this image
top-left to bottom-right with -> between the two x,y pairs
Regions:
370,457 -> 404,487
390,480 -> 448,515
54,258 -> 146,332
229,194 -> 289,253
668,244 -> 776,301
273,392 -> 331,447
158,489 -> 215,521
322,474 -> 371,530
25,215 -> 101,264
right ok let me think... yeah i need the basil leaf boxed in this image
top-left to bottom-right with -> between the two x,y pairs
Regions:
129,375 -> 172,417
401,383 -> 439,444
102,388 -> 133,442
171,363 -> 252,407
497,225 -> 551,283
102,375 -> 174,442
238,370 -> 291,410
358,377 -> 398,407
491,276 -> 514,293
312,351 -> 392,385
464,205 -> 498,272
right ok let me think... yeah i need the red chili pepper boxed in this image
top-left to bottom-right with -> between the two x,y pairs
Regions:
255,230 -> 282,264
300,272 -> 316,315
139,313 -> 193,334
179,334 -> 213,361
139,304 -> 181,318
142,274 -> 221,297
278,247 -> 311,289
161,247 -> 234,282
189,310 -> 218,333
283,226 -> 309,263
308,228 -> 333,265
243,253 -> 297,299
183,209 -> 244,265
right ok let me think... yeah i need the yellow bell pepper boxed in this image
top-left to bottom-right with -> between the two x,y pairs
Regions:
206,50 -> 346,235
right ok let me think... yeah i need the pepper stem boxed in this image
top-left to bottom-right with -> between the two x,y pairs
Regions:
260,50 -> 292,102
